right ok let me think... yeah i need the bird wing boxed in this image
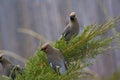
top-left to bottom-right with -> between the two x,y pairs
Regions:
48,60 -> 67,74
62,25 -> 71,37
59,60 -> 67,74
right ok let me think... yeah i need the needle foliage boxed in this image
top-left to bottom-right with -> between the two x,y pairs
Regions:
3,17 -> 119,80
15,17 -> 120,80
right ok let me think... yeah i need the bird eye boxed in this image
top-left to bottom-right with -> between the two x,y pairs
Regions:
43,47 -> 47,50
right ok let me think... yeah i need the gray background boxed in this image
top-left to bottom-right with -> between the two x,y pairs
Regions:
0,0 -> 120,79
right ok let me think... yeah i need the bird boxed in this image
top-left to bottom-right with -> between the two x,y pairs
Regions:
0,54 -> 22,80
61,12 -> 79,41
40,43 -> 67,74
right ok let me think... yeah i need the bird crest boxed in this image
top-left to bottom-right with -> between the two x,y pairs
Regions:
41,42 -> 50,51
69,12 -> 76,17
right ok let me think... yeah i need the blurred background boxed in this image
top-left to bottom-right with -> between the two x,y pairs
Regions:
0,0 -> 120,79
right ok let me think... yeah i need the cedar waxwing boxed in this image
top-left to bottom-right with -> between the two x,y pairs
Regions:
61,12 -> 79,41
0,54 -> 22,80
40,43 -> 67,74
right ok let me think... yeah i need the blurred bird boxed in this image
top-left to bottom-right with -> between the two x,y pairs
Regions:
40,43 -> 67,74
0,54 -> 22,80
61,12 -> 79,41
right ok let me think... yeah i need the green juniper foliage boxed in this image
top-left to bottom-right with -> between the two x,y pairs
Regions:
15,17 -> 120,80
55,17 -> 119,62
0,75 -> 12,80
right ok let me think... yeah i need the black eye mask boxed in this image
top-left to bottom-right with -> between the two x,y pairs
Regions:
70,17 -> 74,20
0,56 -> 3,62
41,47 -> 47,51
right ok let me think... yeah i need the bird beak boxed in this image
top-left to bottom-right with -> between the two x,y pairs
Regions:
40,48 -> 44,51
40,48 -> 42,51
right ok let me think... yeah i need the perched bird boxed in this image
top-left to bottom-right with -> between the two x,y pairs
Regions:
0,54 -> 22,80
40,43 -> 67,74
61,12 -> 79,41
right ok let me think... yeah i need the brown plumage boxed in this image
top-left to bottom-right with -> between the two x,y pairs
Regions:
41,43 -> 67,74
62,12 -> 79,41
0,54 -> 22,80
